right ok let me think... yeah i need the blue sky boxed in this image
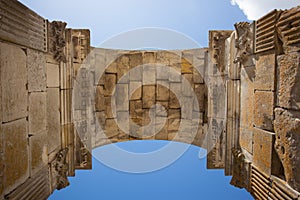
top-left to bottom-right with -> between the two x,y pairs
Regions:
18,1 -> 299,199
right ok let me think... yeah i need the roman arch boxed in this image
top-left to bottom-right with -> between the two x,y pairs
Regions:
1,1 -> 300,199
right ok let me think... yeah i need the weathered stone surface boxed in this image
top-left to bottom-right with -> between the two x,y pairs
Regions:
30,131 -> 48,175
142,64 -> 156,84
1,42 -> 27,122
3,119 -> 29,194
129,82 -> 142,100
105,119 -> 119,139
277,53 -> 300,109
29,92 -> 47,135
27,49 -> 47,92
142,85 -> 156,108
95,86 -> 105,111
253,91 -> 274,131
46,63 -> 60,88
156,81 -> 169,101
181,57 -> 193,74
143,52 -> 156,63
104,74 -> 117,96
253,127 -> 275,176
274,108 -> 300,191
47,88 -> 61,154
104,97 -> 115,119
116,84 -> 129,111
254,54 -> 276,91
240,66 -> 255,153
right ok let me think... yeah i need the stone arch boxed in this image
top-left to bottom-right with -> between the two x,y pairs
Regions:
74,48 -> 209,150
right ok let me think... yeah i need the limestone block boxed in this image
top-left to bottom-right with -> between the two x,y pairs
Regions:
156,101 -> 168,117
29,92 -> 47,135
193,68 -> 204,84
3,119 -> 29,194
1,42 -> 27,122
142,85 -> 156,108
277,53 -> 300,109
117,56 -> 130,83
143,52 -> 156,64
95,85 -> 105,111
129,52 -> 143,68
254,54 -> 276,91
208,77 -> 226,119
156,51 -> 171,65
157,65 -> 170,80
142,64 -> 156,84
253,128 -> 275,176
129,81 -> 142,100
253,91 -> 274,131
155,116 -> 168,140
181,96 -> 193,120
27,49 -> 46,92
105,97 -> 115,119
169,83 -> 181,109
156,81 -> 170,101
169,63 -> 182,83
116,83 -> 129,111
105,62 -> 117,74
194,84 -> 205,111
105,119 -> 119,139
46,88 -> 61,154
116,111 -> 130,134
129,100 -> 143,119
129,64 -> 142,81
274,108 -> 300,191
30,131 -> 48,175
181,57 -> 193,74
46,63 -> 60,87
104,74 -> 117,96
240,128 -> 253,154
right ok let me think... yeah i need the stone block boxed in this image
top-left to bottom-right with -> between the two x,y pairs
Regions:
277,53 -> 300,109
156,81 -> 170,101
181,57 -> 193,74
193,67 -> 204,84
169,63 -> 182,83
253,91 -> 274,131
3,119 -> 29,194
156,101 -> 168,117
181,96 -> 193,120
46,88 -> 61,154
129,52 -> 143,68
157,65 -> 170,80
29,92 -> 47,135
116,83 -> 129,111
155,116 -> 168,140
30,131 -> 48,175
142,85 -> 156,108
169,83 -> 181,109
240,66 -> 255,131
274,108 -> 300,191
1,42 -> 27,122
27,49 -> 46,92
142,64 -> 156,84
254,54 -> 276,91
105,119 -> 119,139
129,81 -> 142,100
46,63 -> 60,88
194,84 -> 205,111
240,128 -> 253,154
129,100 -> 143,119
95,85 -> 105,111
117,57 -> 130,83
105,97 -> 115,119
129,65 -> 142,81
104,74 -> 117,96
253,128 -> 275,176
143,52 -> 156,64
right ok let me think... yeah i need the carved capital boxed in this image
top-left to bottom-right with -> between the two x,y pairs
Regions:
53,148 -> 70,190
48,21 -> 67,63
234,22 -> 253,65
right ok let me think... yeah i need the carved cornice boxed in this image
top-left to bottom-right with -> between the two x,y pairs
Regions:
48,21 -> 67,63
53,148 -> 70,190
234,22 -> 253,65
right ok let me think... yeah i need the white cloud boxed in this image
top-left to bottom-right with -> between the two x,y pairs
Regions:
231,0 -> 300,20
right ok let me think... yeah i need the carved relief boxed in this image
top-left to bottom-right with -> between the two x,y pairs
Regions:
234,22 -> 253,65
53,148 -> 70,190
209,31 -> 232,73
230,147 -> 249,189
48,21 -> 67,62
